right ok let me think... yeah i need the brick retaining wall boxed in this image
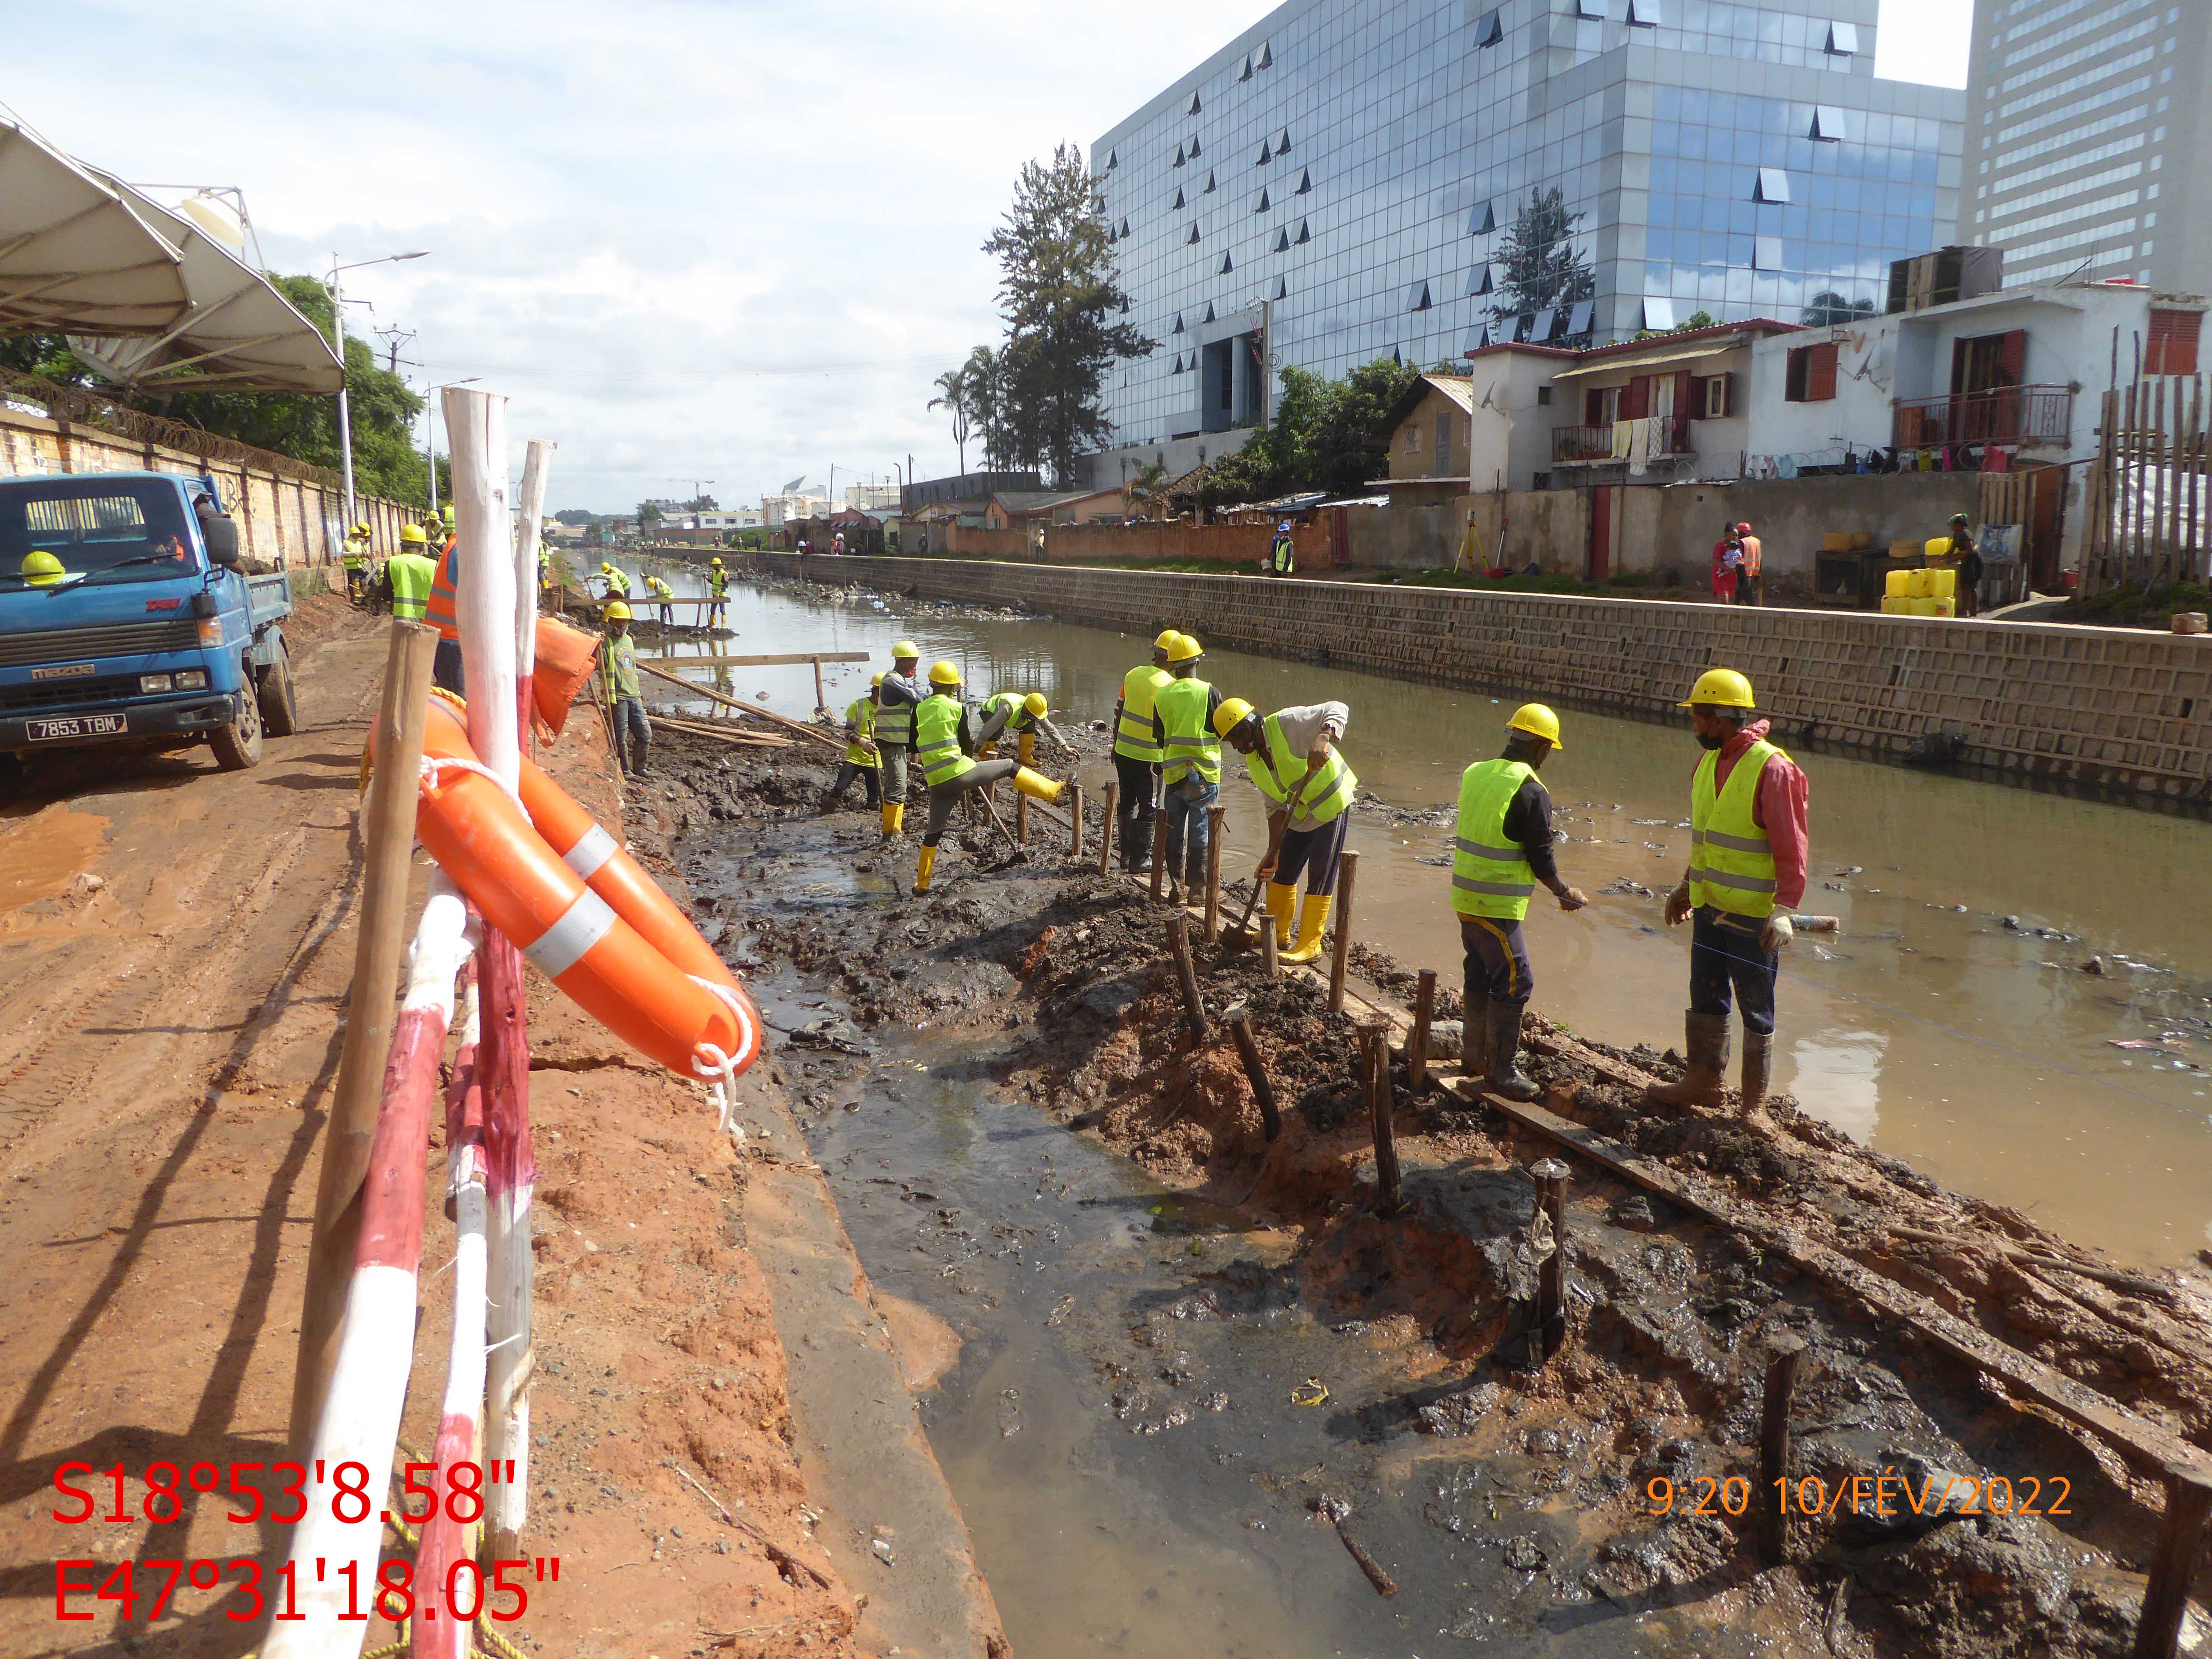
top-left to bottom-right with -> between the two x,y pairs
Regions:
750,553 -> 2212,804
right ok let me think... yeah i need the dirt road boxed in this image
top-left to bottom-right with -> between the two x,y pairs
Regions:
0,592 -> 915,1658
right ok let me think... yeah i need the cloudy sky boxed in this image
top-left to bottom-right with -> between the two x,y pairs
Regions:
12,0 -> 1968,514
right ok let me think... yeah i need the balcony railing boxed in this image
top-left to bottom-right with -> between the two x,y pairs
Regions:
1551,417 -> 1692,464
1892,385 -> 2073,449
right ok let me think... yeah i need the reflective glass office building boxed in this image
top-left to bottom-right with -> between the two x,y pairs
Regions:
1090,0 -> 1963,453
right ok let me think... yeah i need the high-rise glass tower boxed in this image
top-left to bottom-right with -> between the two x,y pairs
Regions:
1090,0 -> 1963,453
1961,0 -> 2207,292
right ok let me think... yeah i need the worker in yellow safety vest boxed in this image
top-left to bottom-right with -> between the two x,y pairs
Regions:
976,689 -> 1075,768
341,522 -> 372,605
1645,669 -> 1811,1127
385,525 -> 437,625
707,557 -> 730,627
1449,704 -> 1589,1101
1149,633 -> 1223,904
1215,696 -> 1355,962
597,562 -> 631,606
646,573 -> 675,626
823,674 -> 883,812
1109,628 -> 1179,872
873,639 -> 924,840
598,600 -> 651,777
910,661 -> 1062,894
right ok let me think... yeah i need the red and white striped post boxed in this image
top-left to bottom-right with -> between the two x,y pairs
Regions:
412,963 -> 485,1659
264,882 -> 475,1658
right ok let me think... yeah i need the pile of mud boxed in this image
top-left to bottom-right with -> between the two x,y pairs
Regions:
651,723 -> 2212,1659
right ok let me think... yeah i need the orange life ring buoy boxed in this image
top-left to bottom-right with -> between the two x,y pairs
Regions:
408,697 -> 760,1082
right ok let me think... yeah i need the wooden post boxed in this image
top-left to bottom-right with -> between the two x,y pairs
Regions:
1016,788 -> 1029,844
1226,1009 -> 1282,1141
1166,914 -> 1208,1048
1202,805 -> 1225,943
1368,1027 -> 1401,1214
1408,969 -> 1436,1093
1068,781 -> 1084,860
2134,1467 -> 2212,1659
1531,1157 -> 1569,1364
1262,924 -> 1279,979
811,655 -> 826,713
1328,848 -> 1359,1014
1758,1335 -> 1807,1566
1150,809 -> 1169,901
288,620 -> 439,1450
1098,780 -> 1118,876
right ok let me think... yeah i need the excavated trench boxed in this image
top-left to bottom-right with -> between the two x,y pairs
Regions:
644,716 -> 2212,1659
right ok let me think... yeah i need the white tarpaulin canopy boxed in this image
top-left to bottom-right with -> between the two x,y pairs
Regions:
68,171 -> 343,394
0,112 -> 191,337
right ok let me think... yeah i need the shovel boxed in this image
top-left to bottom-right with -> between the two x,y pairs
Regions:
977,789 -> 1031,865
1220,814 -> 1289,953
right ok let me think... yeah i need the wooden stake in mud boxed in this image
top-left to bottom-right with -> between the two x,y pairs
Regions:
1226,1008 -> 1282,1140
1098,780 -> 1118,876
1530,1157 -> 1569,1364
290,620 -> 439,1450
1408,970 -> 1436,1093
1367,1026 -> 1402,1214
1166,914 -> 1209,1048
1068,781 -> 1084,860
1758,1334 -> 1807,1566
2134,1467 -> 2212,1659
1015,788 -> 1029,844
1262,924 -> 1279,979
1202,805 -> 1225,943
1327,848 -> 1359,1014
1150,809 -> 1169,901
811,655 -> 827,714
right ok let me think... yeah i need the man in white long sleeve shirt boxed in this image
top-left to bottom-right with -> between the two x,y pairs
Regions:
1215,698 -> 1356,963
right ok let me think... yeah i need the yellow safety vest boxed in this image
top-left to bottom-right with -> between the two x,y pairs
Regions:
914,694 -> 972,787
1688,738 -> 1785,920
1115,663 -> 1172,764
1245,713 -> 1355,830
1450,758 -> 1538,921
844,696 -> 878,768
1155,676 -> 1218,785
603,568 -> 630,597
386,551 -> 436,622
875,677 -> 917,745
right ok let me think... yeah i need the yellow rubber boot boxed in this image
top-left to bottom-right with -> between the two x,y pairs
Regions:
1280,893 -> 1332,964
881,802 -> 904,839
914,843 -> 937,894
1012,766 -> 1064,805
1264,881 -> 1298,947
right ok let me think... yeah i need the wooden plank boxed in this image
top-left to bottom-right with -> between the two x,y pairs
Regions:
645,651 -> 871,668
635,660 -> 845,750
1448,1080 -> 2212,1483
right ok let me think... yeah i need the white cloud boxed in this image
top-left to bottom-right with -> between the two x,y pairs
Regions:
1877,0 -> 1973,90
14,0 -> 1974,509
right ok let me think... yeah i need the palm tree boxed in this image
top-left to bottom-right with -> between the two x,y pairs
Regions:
929,362 -> 977,479
1126,459 -> 1171,520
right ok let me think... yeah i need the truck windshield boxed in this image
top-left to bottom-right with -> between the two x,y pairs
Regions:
0,478 -> 198,589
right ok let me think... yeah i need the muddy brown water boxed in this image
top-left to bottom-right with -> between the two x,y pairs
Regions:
641,567 -> 2212,1268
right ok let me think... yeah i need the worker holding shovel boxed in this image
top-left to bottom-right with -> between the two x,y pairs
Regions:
1214,697 -> 1355,963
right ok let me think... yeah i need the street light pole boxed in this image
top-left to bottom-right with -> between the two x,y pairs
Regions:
424,377 -> 480,517
328,249 -> 431,528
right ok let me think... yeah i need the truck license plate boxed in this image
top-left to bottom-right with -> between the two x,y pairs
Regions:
25,714 -> 127,742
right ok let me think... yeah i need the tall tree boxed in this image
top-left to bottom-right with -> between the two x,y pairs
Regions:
928,354 -> 981,478
1491,187 -> 1596,337
1200,356 -> 1417,506
982,144 -> 1153,485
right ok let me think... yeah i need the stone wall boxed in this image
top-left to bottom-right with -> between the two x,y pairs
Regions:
750,552 -> 2212,803
0,404 -> 416,569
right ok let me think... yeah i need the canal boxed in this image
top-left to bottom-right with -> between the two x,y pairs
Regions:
613,554 -> 2212,1269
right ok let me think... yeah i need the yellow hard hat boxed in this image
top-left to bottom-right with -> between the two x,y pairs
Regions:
604,600 -> 633,621
400,524 -> 427,545
1506,703 -> 1564,750
352,521 -> 369,536
1167,633 -> 1203,663
600,561 -> 615,572
928,660 -> 962,688
892,639 -> 921,660
1153,628 -> 1181,652
1212,695 -> 1256,739
711,556 -> 724,565
20,549 -> 66,587
870,672 -> 885,688
1023,692 -> 1049,718
1679,668 -> 1756,709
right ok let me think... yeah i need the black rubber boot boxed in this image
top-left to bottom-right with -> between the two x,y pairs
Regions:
1739,1028 -> 1773,1121
1645,1012 -> 1730,1110
1485,1000 -> 1540,1102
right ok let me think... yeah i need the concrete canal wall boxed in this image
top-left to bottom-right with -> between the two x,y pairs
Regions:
738,552 -> 2212,805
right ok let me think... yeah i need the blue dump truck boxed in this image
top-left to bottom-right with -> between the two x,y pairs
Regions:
0,471 -> 299,773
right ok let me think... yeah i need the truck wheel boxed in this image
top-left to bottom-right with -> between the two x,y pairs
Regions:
209,684 -> 264,771
257,644 -> 301,737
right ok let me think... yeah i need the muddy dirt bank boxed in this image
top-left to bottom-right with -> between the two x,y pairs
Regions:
659,724 -> 2212,1659
0,594 -> 871,1659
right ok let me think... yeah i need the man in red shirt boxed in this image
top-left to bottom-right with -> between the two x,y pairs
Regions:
1646,668 -> 1810,1126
